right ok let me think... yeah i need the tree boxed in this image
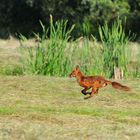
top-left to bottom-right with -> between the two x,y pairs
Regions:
0,0 -> 140,39
127,0 -> 140,38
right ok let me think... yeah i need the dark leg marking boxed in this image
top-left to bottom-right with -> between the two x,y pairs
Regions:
81,88 -> 91,95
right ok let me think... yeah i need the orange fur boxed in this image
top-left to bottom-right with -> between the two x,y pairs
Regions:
69,66 -> 130,99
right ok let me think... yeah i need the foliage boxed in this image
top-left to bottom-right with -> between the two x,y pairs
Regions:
0,0 -> 140,39
17,18 -> 140,78
19,19 -> 105,77
20,18 -> 74,76
99,18 -> 131,78
126,0 -> 140,39
71,37 -> 104,76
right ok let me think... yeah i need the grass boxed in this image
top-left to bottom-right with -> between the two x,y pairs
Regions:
0,38 -> 140,140
0,76 -> 140,140
0,40 -> 22,75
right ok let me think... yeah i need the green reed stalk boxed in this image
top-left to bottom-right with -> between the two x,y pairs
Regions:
20,16 -> 74,76
99,18 -> 130,78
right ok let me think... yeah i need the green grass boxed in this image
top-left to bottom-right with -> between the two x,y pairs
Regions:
0,39 -> 140,140
0,76 -> 140,140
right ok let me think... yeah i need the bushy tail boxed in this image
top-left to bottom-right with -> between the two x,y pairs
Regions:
106,81 -> 131,91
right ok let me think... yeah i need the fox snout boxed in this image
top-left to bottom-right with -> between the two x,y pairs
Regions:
69,74 -> 72,77
69,73 -> 73,77
69,72 -> 76,77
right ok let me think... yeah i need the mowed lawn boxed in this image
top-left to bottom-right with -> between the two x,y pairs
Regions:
0,76 -> 140,140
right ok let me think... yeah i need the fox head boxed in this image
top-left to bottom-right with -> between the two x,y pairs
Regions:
69,65 -> 80,77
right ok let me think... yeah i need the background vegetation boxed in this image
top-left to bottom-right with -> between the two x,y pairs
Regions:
17,17 -> 139,78
0,0 -> 140,39
0,0 -> 140,78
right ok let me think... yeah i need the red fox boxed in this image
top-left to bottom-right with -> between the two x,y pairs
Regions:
69,66 -> 130,99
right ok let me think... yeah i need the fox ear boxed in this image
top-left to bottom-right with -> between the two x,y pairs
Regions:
76,65 -> 80,70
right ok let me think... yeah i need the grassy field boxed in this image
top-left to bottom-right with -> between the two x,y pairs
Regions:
0,39 -> 140,140
0,76 -> 140,140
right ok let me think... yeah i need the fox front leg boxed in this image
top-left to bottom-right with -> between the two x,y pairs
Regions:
84,87 -> 98,99
81,88 -> 91,95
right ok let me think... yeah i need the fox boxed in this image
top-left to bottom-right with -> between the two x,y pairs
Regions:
69,65 -> 131,99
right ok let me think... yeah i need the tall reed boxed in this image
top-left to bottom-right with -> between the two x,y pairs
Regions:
71,36 -> 104,76
20,16 -> 75,76
99,18 -> 130,78
19,18 -> 138,78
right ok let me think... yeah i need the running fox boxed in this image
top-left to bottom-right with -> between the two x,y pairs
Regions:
69,66 -> 130,99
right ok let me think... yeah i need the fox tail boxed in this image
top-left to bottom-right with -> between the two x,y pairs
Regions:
106,81 -> 131,91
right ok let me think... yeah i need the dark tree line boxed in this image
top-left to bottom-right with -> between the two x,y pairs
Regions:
0,0 -> 140,39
